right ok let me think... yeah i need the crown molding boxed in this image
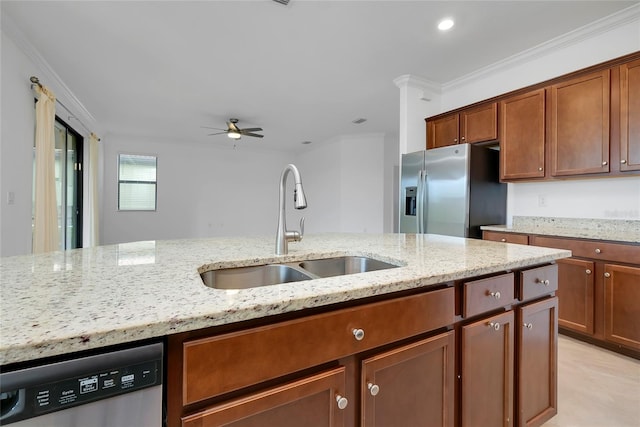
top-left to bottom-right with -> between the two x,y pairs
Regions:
2,13 -> 101,136
443,3 -> 640,92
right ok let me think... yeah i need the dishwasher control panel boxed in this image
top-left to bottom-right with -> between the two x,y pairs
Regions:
0,342 -> 163,425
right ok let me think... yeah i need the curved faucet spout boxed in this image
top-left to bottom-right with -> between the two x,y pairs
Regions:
276,164 -> 308,255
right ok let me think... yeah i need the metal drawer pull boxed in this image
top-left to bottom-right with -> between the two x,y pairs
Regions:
595,248 -> 601,254
367,382 -> 380,396
352,328 -> 365,341
538,167 -> 543,171
602,161 -> 608,166
336,395 -> 349,410
536,278 -> 550,286
604,272 -> 611,278
586,269 -> 592,275
489,291 -> 501,299
524,323 -> 533,329
500,238 -> 507,242
621,159 -> 627,164
488,322 -> 501,331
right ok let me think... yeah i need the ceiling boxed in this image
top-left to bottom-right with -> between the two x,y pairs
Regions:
2,0 -> 637,151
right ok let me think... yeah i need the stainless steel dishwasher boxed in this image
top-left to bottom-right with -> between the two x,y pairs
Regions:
0,342 -> 163,426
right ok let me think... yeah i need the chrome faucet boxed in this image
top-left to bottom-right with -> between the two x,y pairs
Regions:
276,164 -> 308,255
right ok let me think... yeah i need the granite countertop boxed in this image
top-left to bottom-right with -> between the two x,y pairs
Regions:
0,233 -> 570,365
481,217 -> 640,244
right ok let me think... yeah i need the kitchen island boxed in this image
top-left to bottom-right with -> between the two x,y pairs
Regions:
1,233 -> 570,427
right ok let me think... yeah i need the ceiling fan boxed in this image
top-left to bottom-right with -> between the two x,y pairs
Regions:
203,118 -> 263,140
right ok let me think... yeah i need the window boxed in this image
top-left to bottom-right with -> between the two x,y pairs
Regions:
118,154 -> 157,211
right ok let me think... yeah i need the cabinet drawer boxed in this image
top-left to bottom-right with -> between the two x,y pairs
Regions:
463,273 -> 515,318
483,231 -> 529,245
183,287 -> 454,405
531,236 -> 640,264
520,264 -> 558,302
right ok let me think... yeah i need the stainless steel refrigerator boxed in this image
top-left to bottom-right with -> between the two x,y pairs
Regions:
399,144 -> 506,238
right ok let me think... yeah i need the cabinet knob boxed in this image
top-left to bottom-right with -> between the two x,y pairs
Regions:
604,272 -> 611,278
367,382 -> 380,396
454,138 -> 458,143
500,238 -> 507,242
602,161 -> 608,166
488,322 -> 501,331
336,395 -> 349,410
524,323 -> 533,329
489,291 -> 501,300
536,278 -> 550,286
352,328 -> 365,341
538,167 -> 543,171
461,136 -> 466,141
621,159 -> 627,164
595,248 -> 601,254
585,269 -> 592,275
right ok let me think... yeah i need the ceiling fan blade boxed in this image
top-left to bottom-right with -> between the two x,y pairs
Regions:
207,132 -> 228,136
239,127 -> 263,133
201,126 -> 227,131
242,132 -> 264,138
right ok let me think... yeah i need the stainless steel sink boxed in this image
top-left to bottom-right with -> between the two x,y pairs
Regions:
299,256 -> 399,278
201,264 -> 314,289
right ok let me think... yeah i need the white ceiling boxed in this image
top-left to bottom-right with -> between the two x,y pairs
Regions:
2,0 -> 638,151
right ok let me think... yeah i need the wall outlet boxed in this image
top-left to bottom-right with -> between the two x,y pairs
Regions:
538,195 -> 547,207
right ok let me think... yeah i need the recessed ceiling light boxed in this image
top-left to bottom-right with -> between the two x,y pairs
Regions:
438,18 -> 454,31
352,118 -> 367,124
301,140 -> 312,145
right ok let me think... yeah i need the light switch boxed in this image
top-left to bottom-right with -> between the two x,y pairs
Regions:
7,191 -> 15,205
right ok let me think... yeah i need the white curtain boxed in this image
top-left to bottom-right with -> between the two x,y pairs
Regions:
32,85 -> 59,253
88,132 -> 100,246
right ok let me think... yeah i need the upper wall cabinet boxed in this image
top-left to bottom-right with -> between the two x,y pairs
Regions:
426,102 -> 498,149
620,59 -> 640,172
550,70 -> 611,177
500,89 -> 546,180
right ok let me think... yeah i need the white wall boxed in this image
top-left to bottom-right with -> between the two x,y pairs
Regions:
1,31 -> 38,257
295,133 -> 387,234
439,12 -> 640,221
101,135 -> 294,244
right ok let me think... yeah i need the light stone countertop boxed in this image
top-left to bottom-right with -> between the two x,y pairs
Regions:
481,217 -> 640,244
0,233 -> 570,365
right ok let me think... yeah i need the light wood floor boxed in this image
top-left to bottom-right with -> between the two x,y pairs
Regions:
542,335 -> 640,427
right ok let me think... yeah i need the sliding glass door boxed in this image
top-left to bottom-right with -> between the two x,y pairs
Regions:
54,119 -> 83,249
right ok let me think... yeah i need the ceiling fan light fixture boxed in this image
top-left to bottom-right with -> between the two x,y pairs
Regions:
228,131 -> 242,139
438,18 -> 454,31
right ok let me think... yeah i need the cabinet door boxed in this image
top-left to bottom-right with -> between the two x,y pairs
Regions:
517,297 -> 558,427
620,59 -> 640,171
181,367 -> 347,427
604,264 -> 640,350
461,102 -> 498,144
550,70 -> 610,176
461,311 -> 514,427
428,114 -> 459,149
500,89 -> 546,180
361,331 -> 455,427
556,258 -> 595,335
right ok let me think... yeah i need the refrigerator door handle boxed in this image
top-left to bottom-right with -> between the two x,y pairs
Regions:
416,170 -> 423,233
422,170 -> 428,233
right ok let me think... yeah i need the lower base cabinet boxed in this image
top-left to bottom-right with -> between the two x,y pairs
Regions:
182,367 -> 347,427
361,331 -> 455,427
461,311 -> 515,427
604,264 -> 640,350
517,297 -> 558,427
556,258 -> 595,334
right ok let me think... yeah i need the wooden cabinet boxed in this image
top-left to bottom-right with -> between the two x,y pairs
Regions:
517,297 -> 558,427
182,367 -> 347,427
461,310 -> 515,427
550,70 -> 611,177
603,263 -> 640,350
556,258 -> 595,335
427,102 -> 498,149
361,332 -> 455,427
530,235 -> 640,357
483,230 -> 530,245
428,114 -> 459,149
499,89 -> 546,180
620,59 -> 640,171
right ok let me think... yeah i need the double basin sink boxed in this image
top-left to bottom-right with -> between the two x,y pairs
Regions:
201,256 -> 399,289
